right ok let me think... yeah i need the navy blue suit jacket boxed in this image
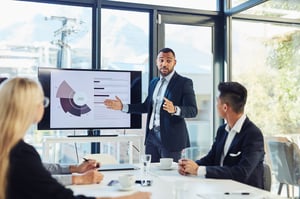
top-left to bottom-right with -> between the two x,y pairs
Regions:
128,72 -> 197,152
195,117 -> 265,189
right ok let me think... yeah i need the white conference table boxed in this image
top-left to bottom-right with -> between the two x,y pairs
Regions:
68,163 -> 284,199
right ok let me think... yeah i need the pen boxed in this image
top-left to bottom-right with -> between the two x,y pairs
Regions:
224,192 -> 250,195
83,158 -> 100,168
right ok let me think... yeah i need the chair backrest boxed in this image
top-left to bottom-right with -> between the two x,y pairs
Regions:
84,153 -> 118,165
263,163 -> 272,191
267,139 -> 298,185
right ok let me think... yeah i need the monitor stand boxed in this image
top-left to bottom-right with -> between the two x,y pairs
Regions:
67,129 -> 118,137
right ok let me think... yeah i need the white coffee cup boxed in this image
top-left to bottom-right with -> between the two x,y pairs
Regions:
160,158 -> 173,169
118,174 -> 136,188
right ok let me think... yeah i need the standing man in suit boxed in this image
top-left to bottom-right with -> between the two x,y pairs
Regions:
178,82 -> 265,189
104,47 -> 198,162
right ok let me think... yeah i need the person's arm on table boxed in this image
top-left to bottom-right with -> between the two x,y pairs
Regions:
72,170 -> 104,185
43,163 -> 71,174
71,158 -> 100,173
46,159 -> 101,185
53,169 -> 103,186
44,159 -> 99,174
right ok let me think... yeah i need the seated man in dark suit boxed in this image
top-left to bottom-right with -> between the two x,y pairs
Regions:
178,81 -> 265,189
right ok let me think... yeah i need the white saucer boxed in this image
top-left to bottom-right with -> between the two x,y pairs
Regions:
159,165 -> 174,170
118,185 -> 136,191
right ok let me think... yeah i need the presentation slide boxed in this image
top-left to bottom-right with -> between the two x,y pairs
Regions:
50,70 -> 131,128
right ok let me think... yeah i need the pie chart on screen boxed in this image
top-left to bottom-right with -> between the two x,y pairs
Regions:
56,80 -> 91,116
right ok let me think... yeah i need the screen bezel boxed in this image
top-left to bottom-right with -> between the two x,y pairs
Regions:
37,67 -> 142,130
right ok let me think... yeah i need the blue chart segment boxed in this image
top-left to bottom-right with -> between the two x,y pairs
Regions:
56,80 -> 91,116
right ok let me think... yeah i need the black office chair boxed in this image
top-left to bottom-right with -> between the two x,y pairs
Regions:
267,139 -> 300,198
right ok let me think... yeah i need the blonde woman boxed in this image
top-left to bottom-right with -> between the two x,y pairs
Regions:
0,77 -> 150,199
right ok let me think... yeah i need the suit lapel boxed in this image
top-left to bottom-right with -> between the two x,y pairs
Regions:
164,72 -> 177,97
227,133 -> 239,154
226,117 -> 249,154
216,130 -> 228,161
149,78 -> 160,105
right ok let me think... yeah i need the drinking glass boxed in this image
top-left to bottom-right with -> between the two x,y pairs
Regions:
141,154 -> 151,174
181,147 -> 202,160
140,154 -> 151,186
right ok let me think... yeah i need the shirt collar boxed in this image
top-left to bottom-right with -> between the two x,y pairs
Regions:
225,114 -> 247,134
160,70 -> 175,82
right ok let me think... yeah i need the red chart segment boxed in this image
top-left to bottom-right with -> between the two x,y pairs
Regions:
56,80 -> 91,116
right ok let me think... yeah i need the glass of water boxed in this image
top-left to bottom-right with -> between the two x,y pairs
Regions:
181,147 -> 202,160
140,154 -> 151,186
141,154 -> 151,174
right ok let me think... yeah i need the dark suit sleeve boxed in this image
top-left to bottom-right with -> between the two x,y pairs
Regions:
177,78 -> 198,118
128,95 -> 150,114
127,78 -> 158,114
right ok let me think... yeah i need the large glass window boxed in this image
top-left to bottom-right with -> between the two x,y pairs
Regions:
231,0 -> 250,8
164,24 -> 213,155
232,20 -> 300,138
238,0 -> 300,20
0,0 -> 92,162
106,0 -> 217,11
101,9 -> 149,101
101,8 -> 149,162
0,1 -> 92,73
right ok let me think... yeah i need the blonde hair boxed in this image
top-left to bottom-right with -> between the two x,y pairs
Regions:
0,77 -> 44,199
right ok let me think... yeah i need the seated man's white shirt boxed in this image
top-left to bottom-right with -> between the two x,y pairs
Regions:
197,166 -> 206,177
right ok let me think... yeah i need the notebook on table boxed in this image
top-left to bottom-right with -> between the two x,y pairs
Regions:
98,164 -> 140,171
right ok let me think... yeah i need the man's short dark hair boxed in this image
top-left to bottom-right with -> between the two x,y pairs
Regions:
0,77 -> 7,84
158,47 -> 176,58
218,81 -> 247,113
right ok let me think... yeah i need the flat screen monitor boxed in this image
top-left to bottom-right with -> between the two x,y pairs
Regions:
38,67 -> 142,130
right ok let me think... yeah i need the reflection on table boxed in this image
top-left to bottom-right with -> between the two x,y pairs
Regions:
68,163 -> 284,199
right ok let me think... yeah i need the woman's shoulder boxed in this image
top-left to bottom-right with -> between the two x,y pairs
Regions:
12,139 -> 36,153
10,139 -> 41,164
